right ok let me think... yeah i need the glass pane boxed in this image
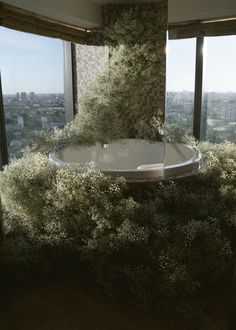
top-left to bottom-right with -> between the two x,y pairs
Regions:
0,27 -> 65,157
203,36 -> 236,143
165,38 -> 196,137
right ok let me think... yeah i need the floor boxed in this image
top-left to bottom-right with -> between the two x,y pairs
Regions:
0,276 -> 229,330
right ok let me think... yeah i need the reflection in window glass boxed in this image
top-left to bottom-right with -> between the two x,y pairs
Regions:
166,38 -> 196,135
203,36 -> 236,143
0,27 -> 65,157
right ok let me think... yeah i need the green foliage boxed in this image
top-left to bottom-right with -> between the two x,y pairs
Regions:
0,7 -> 235,326
0,152 -> 135,246
0,231 -> 35,279
27,7 -> 165,155
0,142 -> 236,317
74,8 -> 165,142
199,141 -> 236,187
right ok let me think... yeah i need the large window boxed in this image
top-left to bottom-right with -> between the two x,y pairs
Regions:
166,33 -> 236,143
203,36 -> 236,143
166,38 -> 196,135
0,27 -> 66,157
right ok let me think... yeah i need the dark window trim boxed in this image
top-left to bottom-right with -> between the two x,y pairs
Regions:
0,72 -> 7,240
63,41 -> 76,122
0,196 -> 4,241
168,17 -> 236,39
0,1 -> 90,44
193,36 -> 204,140
0,72 -> 8,168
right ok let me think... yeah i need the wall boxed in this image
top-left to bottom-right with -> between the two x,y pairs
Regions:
75,45 -> 109,107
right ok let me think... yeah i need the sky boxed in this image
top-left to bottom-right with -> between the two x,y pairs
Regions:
166,35 -> 236,93
0,27 -> 236,94
0,27 -> 64,94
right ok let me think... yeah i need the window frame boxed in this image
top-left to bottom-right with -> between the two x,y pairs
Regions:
1,29 -> 235,167
63,41 -> 76,122
0,73 -> 8,167
193,36 -> 204,140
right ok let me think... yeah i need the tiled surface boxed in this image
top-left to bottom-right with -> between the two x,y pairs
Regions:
75,44 -> 109,109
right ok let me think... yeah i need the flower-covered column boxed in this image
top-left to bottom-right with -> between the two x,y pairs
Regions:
73,1 -> 167,142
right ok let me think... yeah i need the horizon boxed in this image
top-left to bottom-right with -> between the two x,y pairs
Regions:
3,92 -> 64,96
4,90 -> 236,96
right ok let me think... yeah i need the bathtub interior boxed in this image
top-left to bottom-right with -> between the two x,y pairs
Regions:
54,139 -> 165,171
50,139 -> 202,181
164,143 -> 196,166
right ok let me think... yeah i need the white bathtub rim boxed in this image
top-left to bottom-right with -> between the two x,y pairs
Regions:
49,140 -> 202,178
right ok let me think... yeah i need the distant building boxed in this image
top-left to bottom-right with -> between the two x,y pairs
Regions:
225,105 -> 236,121
20,92 -> 28,103
41,116 -> 49,129
17,115 -> 24,128
29,92 -> 35,103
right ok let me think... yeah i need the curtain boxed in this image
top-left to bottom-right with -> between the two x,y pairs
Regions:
169,18 -> 236,39
0,1 -> 92,44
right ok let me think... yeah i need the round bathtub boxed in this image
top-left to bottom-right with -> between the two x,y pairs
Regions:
49,139 -> 202,182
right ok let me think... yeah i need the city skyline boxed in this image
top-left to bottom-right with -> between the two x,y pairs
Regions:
4,90 -> 236,96
3,89 -> 235,157
4,92 -> 65,156
3,91 -> 64,96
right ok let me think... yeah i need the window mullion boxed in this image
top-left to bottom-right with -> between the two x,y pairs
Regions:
63,42 -> 75,122
193,36 -> 204,140
0,73 -> 8,168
